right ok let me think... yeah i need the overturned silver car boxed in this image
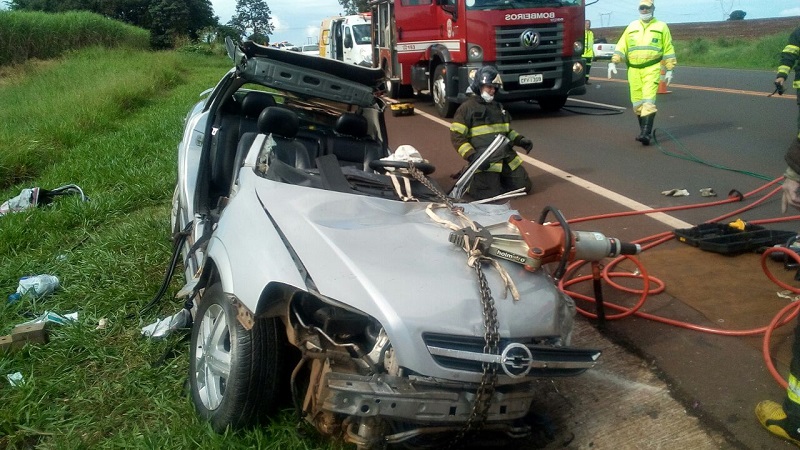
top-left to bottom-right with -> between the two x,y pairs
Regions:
171,38 -> 636,449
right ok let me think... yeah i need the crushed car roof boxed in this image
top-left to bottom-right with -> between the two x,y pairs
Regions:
227,39 -> 386,108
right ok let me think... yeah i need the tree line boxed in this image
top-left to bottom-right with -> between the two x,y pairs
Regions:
8,0 -> 371,49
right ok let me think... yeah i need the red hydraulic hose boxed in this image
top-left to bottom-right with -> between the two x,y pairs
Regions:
557,176 -> 800,388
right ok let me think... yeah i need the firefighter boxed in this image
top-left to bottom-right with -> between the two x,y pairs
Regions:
755,25 -> 800,448
449,65 -> 533,201
582,20 -> 594,85
607,0 -> 676,146
775,25 -> 800,139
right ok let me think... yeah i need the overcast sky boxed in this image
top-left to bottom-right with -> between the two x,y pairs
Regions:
210,0 -> 800,46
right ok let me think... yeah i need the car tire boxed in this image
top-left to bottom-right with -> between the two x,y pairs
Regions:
189,283 -> 287,432
432,64 -> 458,118
538,96 -> 568,113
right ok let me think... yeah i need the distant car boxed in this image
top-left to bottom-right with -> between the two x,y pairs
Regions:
300,43 -> 319,56
593,37 -> 616,60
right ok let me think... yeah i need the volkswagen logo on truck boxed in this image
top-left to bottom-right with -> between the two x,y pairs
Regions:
520,30 -> 541,49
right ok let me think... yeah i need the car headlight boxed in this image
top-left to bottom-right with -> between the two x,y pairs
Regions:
573,61 -> 583,74
574,41 -> 583,54
467,45 -> 483,62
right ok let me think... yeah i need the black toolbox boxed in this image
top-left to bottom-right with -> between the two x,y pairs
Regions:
674,223 -> 797,255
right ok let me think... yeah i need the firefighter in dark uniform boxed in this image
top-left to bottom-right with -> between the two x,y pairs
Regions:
449,65 -> 534,200
776,25 -> 800,139
756,25 -> 800,448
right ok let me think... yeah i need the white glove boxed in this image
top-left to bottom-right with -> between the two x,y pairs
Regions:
607,62 -> 617,79
665,70 -> 673,85
782,177 -> 800,213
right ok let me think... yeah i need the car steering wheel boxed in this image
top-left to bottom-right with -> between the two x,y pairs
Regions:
369,159 -> 436,175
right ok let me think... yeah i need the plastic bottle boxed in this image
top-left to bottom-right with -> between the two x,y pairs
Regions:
7,274 -> 60,304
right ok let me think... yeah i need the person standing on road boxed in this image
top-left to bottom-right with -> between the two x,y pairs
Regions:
755,26 -> 800,448
607,0 -> 676,146
582,20 -> 594,85
449,65 -> 533,201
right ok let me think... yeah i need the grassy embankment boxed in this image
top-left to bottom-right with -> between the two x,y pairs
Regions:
0,10 -> 791,449
678,32 -> 791,70
0,10 -> 344,450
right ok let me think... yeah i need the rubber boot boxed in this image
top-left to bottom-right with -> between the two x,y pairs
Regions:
633,115 -> 642,141
755,400 -> 800,447
636,113 -> 655,146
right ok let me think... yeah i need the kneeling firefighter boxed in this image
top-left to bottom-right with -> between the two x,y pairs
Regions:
449,65 -> 534,200
608,0 -> 676,146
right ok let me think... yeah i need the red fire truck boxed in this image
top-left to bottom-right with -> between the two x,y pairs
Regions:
370,0 -> 587,118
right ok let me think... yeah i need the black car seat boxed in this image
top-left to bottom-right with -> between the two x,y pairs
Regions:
232,107 -> 311,186
326,113 -> 383,171
209,91 -> 276,198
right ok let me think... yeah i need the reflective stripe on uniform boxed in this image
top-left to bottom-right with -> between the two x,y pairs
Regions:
471,123 -> 510,137
782,44 -> 800,56
457,142 -> 474,158
450,122 -> 468,135
789,373 -> 800,407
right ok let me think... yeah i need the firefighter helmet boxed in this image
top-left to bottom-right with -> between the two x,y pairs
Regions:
470,65 -> 503,94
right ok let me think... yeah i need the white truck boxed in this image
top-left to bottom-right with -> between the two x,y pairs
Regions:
319,13 -> 372,67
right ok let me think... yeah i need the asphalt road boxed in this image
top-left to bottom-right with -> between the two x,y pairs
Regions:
383,64 -> 800,449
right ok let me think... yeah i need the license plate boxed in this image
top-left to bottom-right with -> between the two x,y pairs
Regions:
519,74 -> 543,85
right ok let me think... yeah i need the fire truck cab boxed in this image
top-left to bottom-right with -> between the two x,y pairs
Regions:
371,0 -> 587,118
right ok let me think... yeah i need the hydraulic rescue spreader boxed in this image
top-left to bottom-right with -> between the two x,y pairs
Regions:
449,211 -> 641,274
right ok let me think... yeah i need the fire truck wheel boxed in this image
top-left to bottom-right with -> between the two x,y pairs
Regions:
432,64 -> 458,118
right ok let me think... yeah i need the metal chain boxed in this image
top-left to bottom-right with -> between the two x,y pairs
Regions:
407,164 -> 502,447
408,164 -> 457,211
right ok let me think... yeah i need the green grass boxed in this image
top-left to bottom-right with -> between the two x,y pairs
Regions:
676,31 -> 791,69
0,47 -> 347,449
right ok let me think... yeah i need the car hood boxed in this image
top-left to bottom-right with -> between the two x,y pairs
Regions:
254,180 -> 572,344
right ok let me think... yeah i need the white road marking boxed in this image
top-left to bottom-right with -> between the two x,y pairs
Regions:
399,99 -> 692,229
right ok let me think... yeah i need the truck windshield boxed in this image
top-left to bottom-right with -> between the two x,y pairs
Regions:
465,0 -> 581,10
352,24 -> 372,45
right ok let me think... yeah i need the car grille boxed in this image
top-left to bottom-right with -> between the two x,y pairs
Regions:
423,332 -> 598,378
494,23 -> 564,91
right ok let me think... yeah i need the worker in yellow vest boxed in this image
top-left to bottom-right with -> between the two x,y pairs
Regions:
607,0 -> 676,146
582,20 -> 594,85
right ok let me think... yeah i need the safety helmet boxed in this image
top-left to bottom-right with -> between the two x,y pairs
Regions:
639,0 -> 654,8
470,65 -> 503,94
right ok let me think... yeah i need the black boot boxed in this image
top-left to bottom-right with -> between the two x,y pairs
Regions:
636,113 -> 655,146
634,115 -> 643,141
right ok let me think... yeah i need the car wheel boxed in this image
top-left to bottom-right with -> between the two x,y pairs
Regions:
189,283 -> 287,432
538,96 -> 568,113
432,64 -> 458,118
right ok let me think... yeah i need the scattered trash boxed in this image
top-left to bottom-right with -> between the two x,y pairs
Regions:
699,187 -> 717,197
96,318 -> 108,330
141,308 -> 191,339
661,189 -> 690,197
8,274 -> 60,304
0,184 -> 89,217
18,310 -> 78,326
1,312 -> 78,353
778,290 -> 800,302
6,372 -> 24,387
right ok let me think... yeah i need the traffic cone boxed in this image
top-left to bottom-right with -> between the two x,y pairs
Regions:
658,64 -> 671,94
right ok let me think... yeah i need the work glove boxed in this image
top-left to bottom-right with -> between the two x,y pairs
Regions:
517,137 -> 533,153
782,177 -> 800,213
607,62 -> 617,79
665,70 -> 673,85
467,152 -> 491,171
775,77 -> 786,95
